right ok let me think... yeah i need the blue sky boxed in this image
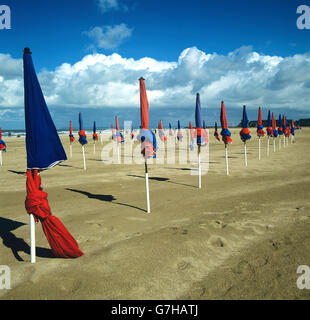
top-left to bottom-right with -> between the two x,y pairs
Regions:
0,0 -> 310,129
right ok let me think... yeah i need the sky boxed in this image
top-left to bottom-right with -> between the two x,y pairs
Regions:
0,0 -> 310,129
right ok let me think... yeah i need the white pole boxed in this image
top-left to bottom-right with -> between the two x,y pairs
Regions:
225,143 -> 229,175
244,142 -> 247,167
0,150 -> 2,166
93,141 -> 96,155
279,136 -> 281,150
82,146 -> 86,170
29,213 -> 36,263
198,146 -> 201,189
273,138 -> 276,152
69,143 -> 72,158
267,136 -> 270,157
258,137 -> 261,160
145,160 -> 150,213
117,141 -> 120,164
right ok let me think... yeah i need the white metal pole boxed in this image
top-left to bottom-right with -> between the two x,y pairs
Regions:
198,146 -> 201,189
244,142 -> 247,167
29,213 -> 36,263
82,146 -> 86,170
267,136 -> 270,157
279,136 -> 281,150
273,138 -> 276,152
225,143 -> 229,175
0,150 -> 2,166
69,143 -> 72,158
145,160 -> 150,213
93,141 -> 96,154
117,141 -> 120,164
258,137 -> 261,160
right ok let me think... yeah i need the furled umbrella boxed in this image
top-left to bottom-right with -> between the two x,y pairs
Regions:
115,116 -> 124,163
130,123 -> 135,140
272,112 -> 278,152
78,112 -> 87,170
0,127 -> 6,166
23,47 -> 83,263
266,110 -> 273,156
290,120 -> 295,143
278,114 -> 284,150
137,77 -> 157,213
214,122 -> 220,142
158,120 -> 167,142
189,121 -> 195,151
68,120 -> 75,158
202,120 -> 209,145
177,120 -> 183,142
93,121 -> 98,154
239,105 -> 251,167
220,101 -> 232,175
256,107 -> 266,160
195,93 -> 203,188
283,115 -> 290,147
111,124 -> 116,141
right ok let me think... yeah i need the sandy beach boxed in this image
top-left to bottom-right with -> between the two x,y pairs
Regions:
0,128 -> 310,300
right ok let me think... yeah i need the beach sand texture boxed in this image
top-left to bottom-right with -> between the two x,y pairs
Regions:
0,128 -> 310,300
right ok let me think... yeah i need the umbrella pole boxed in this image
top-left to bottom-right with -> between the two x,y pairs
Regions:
225,143 -> 229,175
279,136 -> 281,150
258,137 -> 261,160
0,150 -> 2,166
198,145 -> 201,189
117,141 -> 120,164
29,213 -> 36,263
82,146 -> 86,170
244,141 -> 247,167
267,136 -> 270,157
93,141 -> 96,155
69,142 -> 72,158
145,159 -> 150,213
273,138 -> 276,152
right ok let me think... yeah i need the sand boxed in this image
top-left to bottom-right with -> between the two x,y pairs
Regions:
0,128 -> 310,300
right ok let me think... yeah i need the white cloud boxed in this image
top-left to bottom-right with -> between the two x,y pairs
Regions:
84,24 -> 133,50
97,0 -> 128,13
0,47 -> 310,114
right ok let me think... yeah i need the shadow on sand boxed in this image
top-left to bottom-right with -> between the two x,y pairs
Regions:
0,217 -> 54,261
66,188 -> 145,212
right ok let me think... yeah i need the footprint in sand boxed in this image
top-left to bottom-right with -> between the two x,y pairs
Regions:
208,235 -> 225,248
177,261 -> 192,270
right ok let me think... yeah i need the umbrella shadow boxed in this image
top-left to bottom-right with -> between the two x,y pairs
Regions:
0,217 -> 55,261
66,188 -> 145,212
58,164 -> 75,168
127,174 -> 197,189
8,170 -> 26,175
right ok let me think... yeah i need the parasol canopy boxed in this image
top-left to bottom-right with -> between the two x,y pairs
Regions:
138,77 -> 157,159
78,112 -> 88,145
257,107 -> 266,137
158,120 -> 167,142
220,101 -> 232,144
214,122 -> 220,141
272,113 -> 278,137
240,105 -> 251,142
93,121 -> 98,141
69,121 -> 75,142
177,120 -> 183,142
195,93 -> 203,146
189,121 -> 195,151
266,110 -> 273,137
0,127 -> 6,152
24,47 -> 67,169
278,114 -> 284,135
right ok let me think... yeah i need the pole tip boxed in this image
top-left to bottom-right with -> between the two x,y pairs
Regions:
139,77 -> 145,81
24,47 -> 32,54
